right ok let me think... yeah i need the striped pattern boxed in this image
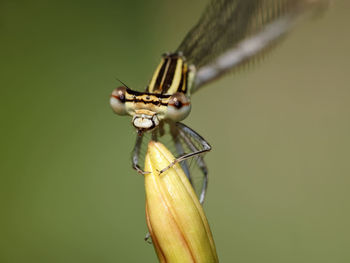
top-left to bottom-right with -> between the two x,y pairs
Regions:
123,89 -> 170,106
147,53 -> 189,95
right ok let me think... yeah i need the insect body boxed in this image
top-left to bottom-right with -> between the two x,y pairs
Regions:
110,0 -> 329,203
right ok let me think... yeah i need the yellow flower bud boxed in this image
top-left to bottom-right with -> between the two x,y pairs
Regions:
144,141 -> 219,263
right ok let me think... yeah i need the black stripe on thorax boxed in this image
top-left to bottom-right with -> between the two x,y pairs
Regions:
161,57 -> 178,93
152,58 -> 168,93
179,63 -> 188,94
151,53 -> 183,94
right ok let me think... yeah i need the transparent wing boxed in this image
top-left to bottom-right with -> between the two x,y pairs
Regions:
170,122 -> 210,204
176,0 -> 329,92
133,122 -> 210,203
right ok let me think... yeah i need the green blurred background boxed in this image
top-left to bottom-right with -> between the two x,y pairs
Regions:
1,0 -> 349,262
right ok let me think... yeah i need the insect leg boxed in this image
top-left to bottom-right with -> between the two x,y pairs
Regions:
178,124 -> 209,204
171,131 -> 192,184
161,122 -> 211,203
132,133 -> 150,174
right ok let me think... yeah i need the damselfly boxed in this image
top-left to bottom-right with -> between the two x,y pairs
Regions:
110,0 -> 329,204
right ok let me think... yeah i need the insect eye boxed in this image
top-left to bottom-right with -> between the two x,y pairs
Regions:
173,99 -> 182,109
166,92 -> 191,122
110,86 -> 127,115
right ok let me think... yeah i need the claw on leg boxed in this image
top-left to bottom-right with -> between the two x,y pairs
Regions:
134,165 -> 151,175
144,232 -> 152,244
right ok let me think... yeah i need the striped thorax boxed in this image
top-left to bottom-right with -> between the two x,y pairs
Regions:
110,53 -> 193,132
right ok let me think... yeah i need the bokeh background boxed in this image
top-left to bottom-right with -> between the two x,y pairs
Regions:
1,0 -> 349,262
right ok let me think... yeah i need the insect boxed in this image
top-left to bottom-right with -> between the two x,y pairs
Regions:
110,0 -> 328,204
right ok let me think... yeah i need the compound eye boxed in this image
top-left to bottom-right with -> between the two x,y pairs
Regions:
166,92 -> 191,122
110,86 -> 127,115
